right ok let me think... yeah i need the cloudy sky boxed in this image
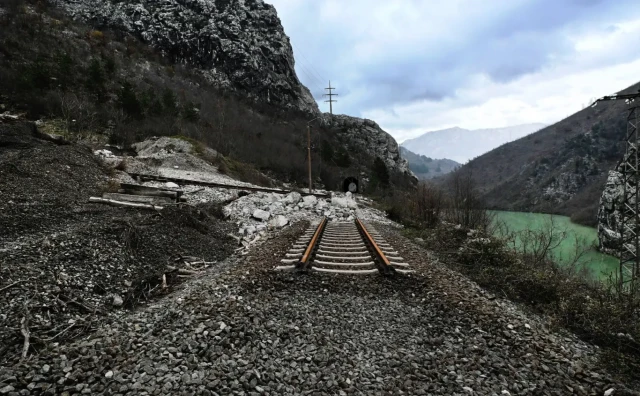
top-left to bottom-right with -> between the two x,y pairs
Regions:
268,0 -> 640,142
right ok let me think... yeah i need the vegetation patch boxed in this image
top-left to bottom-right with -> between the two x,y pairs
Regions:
388,168 -> 640,384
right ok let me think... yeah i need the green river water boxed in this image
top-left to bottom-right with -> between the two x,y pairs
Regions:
492,211 -> 618,281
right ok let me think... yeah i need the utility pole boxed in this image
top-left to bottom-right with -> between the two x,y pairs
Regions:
324,81 -> 338,115
307,124 -> 312,193
306,117 -> 321,193
591,92 -> 640,291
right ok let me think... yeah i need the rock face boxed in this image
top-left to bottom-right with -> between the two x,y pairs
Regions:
598,170 -> 624,255
321,114 -> 413,176
51,0 -> 413,180
52,0 -> 318,114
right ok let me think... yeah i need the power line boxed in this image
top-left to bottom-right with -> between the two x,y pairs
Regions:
324,80 -> 338,115
292,42 -> 328,85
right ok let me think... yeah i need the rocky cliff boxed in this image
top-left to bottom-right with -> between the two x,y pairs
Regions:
597,170 -> 623,255
321,114 -> 412,176
51,0 -> 411,177
52,0 -> 318,114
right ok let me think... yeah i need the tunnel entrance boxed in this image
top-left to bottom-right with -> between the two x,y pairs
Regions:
342,177 -> 358,193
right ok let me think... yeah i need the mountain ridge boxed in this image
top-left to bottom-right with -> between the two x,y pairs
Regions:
450,81 -> 640,226
402,123 -> 547,163
399,146 -> 460,180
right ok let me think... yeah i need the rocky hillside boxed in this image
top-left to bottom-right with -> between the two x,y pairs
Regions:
452,82 -> 639,227
402,123 -> 546,164
399,146 -> 459,180
0,0 -> 412,191
52,0 -> 317,114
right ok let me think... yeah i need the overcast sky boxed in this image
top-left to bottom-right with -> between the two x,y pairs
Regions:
267,0 -> 640,142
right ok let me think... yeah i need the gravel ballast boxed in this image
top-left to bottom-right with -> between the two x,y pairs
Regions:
1,219 -> 636,395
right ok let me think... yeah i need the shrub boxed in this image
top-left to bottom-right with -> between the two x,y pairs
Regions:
446,168 -> 492,230
372,157 -> 390,187
118,81 -> 142,118
89,30 -> 104,42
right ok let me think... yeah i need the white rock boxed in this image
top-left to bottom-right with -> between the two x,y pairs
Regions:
93,149 -> 113,158
345,191 -> 352,199
604,389 -> 615,396
281,191 -> 302,205
252,209 -> 271,221
331,197 -> 349,208
105,370 -> 114,379
269,215 -> 289,228
110,294 -> 123,307
302,195 -> 317,207
165,182 -> 179,189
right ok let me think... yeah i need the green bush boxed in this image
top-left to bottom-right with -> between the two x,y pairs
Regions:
118,81 -> 142,118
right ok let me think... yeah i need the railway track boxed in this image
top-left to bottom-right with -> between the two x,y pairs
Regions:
277,217 -> 412,275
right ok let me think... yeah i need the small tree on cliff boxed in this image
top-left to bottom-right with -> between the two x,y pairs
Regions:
372,157 -> 390,187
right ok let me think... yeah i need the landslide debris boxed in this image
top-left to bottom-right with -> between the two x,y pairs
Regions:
0,122 -> 235,365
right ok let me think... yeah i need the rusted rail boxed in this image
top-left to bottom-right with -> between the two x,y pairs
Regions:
296,217 -> 327,271
127,172 -> 331,198
355,218 -> 395,275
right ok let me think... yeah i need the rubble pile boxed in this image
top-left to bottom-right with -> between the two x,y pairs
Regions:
0,124 -> 237,365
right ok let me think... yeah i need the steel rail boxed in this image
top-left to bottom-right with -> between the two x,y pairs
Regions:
355,218 -> 395,275
296,217 -> 327,271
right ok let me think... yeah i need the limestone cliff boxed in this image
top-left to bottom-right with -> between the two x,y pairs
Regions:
321,114 -> 413,176
597,170 -> 623,255
51,0 -> 412,178
52,0 -> 318,114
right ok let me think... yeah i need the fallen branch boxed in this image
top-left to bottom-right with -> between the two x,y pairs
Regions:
162,274 -> 167,289
20,315 -> 30,359
89,197 -> 163,210
177,269 -> 199,276
0,280 -> 25,293
184,188 -> 205,195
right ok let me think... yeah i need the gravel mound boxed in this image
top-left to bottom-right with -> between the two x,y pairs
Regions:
0,122 -> 105,241
1,222 -> 636,395
1,125 -> 236,365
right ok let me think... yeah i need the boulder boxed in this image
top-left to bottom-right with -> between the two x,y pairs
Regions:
302,195 -> 317,207
269,215 -> 289,228
281,192 -> 302,205
252,209 -> 271,221
331,197 -> 349,208
165,182 -> 179,189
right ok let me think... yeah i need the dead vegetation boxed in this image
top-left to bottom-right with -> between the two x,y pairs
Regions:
390,169 -> 640,383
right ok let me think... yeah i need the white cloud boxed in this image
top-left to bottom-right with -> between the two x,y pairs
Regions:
268,0 -> 640,141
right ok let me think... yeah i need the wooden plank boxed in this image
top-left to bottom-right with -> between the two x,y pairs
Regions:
89,197 -> 163,210
103,193 -> 173,204
126,172 -> 330,198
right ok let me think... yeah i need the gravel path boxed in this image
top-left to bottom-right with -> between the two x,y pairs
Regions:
2,220 -> 637,395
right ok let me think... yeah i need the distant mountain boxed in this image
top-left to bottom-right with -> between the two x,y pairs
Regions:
399,147 -> 460,180
401,123 -> 547,163
447,81 -> 640,227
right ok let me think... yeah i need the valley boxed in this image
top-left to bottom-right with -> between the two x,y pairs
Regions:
2,0 -> 640,394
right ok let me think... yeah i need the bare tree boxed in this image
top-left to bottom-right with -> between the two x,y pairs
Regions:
411,182 -> 445,228
445,169 -> 492,230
